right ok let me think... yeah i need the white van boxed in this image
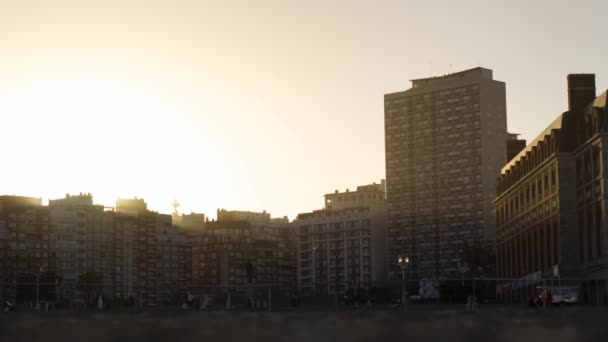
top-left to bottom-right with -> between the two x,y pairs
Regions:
536,286 -> 579,305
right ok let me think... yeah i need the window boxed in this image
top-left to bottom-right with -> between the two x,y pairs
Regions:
576,156 -> 583,184
587,206 -> 593,261
578,210 -> 585,263
596,202 -> 603,258
540,224 -> 545,269
585,150 -> 592,182
532,228 -> 538,271
552,217 -> 559,265
594,146 -> 601,177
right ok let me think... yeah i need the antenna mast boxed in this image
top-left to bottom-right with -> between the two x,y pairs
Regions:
172,199 -> 180,217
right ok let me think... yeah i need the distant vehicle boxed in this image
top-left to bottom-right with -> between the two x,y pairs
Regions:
541,286 -> 579,305
410,278 -> 440,302
529,286 -> 579,307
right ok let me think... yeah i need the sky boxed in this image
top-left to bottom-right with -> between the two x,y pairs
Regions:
1,0 -> 607,220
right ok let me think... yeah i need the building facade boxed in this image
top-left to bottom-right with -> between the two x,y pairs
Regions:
48,193 -> 115,301
0,196 -> 52,303
324,180 -> 386,210
192,210 -> 296,293
384,67 -> 507,278
506,133 -> 527,162
496,74 -> 608,303
113,198 -> 192,305
1,195 -> 192,306
294,181 -> 388,296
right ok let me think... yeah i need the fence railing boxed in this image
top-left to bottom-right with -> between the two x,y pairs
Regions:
3,277 -> 608,311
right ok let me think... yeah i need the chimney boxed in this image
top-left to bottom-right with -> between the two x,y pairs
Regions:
568,74 -> 596,113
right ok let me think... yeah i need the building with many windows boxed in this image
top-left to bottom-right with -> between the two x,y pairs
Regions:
385,67 -> 507,279
1,195 -> 192,306
294,181 -> 387,296
192,210 -> 295,293
49,193 -> 114,301
496,74 -> 608,303
113,198 -> 192,305
0,196 -> 51,303
324,180 -> 386,210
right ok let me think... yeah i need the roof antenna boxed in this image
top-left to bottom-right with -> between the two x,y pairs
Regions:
429,60 -> 432,77
449,64 -> 453,74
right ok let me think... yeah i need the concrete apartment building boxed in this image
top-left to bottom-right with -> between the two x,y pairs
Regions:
192,219 -> 253,290
0,196 -> 52,302
496,74 -> 608,303
218,209 -> 295,288
2,195 -> 192,306
173,212 -> 205,231
294,181 -> 388,296
192,210 -> 295,293
384,67 -> 507,279
48,193 -> 114,301
324,180 -> 386,210
506,133 -> 527,162
113,198 -> 192,305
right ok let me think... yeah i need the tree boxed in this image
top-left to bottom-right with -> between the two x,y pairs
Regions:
77,270 -> 102,305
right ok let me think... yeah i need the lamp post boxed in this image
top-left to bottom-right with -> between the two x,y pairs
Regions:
312,245 -> 319,295
398,256 -> 409,311
36,264 -> 46,312
457,261 -> 469,287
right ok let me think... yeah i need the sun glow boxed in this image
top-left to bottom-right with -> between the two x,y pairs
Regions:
1,70 -> 228,214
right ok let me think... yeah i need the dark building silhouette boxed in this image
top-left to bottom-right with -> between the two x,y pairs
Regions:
113,198 -> 192,305
496,74 -> 608,303
0,196 -> 51,303
384,67 -> 507,278
1,195 -> 192,306
191,210 -> 295,293
506,133 -> 527,162
294,181 -> 387,296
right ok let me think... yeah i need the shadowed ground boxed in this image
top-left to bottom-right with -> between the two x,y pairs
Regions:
1,306 -> 608,342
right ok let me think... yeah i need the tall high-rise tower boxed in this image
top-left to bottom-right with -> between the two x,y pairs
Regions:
384,67 -> 507,278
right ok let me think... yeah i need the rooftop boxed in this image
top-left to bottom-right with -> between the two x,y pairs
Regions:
501,89 -> 608,174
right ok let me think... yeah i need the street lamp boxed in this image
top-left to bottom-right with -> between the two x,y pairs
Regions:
457,261 -> 469,287
398,256 -> 409,310
36,264 -> 46,312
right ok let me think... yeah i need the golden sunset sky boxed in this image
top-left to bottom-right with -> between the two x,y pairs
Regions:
1,0 -> 606,219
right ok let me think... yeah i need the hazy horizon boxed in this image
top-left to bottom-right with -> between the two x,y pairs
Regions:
1,0 -> 607,220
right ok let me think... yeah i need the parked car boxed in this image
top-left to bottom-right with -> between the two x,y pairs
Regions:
529,286 -> 579,307
543,286 -> 579,305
